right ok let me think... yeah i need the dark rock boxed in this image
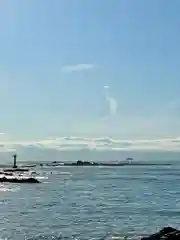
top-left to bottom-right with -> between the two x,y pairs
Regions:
0,172 -> 13,176
92,162 -> 99,165
76,160 -> 84,165
3,168 -> 29,172
46,163 -> 60,166
0,176 -> 40,183
141,227 -> 179,240
163,230 -> 180,240
84,161 -> 92,165
76,160 -> 94,166
64,160 -> 129,166
23,164 -> 36,168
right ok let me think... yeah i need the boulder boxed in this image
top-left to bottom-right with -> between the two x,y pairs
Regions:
0,176 -> 40,183
3,168 -> 29,172
141,227 -> 180,240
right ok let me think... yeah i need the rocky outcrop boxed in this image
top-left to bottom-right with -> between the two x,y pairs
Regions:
141,227 -> 180,240
45,160 -> 130,166
0,172 -> 13,176
75,160 -> 97,166
71,160 -> 99,166
3,168 -> 29,172
0,176 -> 40,183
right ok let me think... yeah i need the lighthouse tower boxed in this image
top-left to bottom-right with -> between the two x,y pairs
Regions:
12,154 -> 17,168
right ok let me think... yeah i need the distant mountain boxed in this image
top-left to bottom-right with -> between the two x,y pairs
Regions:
0,136 -> 180,163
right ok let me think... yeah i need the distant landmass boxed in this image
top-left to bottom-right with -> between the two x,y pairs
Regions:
0,147 -> 180,164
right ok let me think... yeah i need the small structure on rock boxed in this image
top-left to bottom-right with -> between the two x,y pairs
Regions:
0,154 -> 40,183
126,157 -> 133,164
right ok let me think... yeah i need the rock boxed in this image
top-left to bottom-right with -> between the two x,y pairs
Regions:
3,168 -> 29,172
0,176 -> 40,183
76,160 -> 93,166
141,227 -> 179,240
0,172 -> 13,176
76,160 -> 84,165
22,164 -> 36,168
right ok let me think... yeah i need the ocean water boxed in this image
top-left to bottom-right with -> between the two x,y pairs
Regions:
0,164 -> 180,240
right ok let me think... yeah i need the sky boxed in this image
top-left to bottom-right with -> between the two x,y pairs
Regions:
1,0 -> 180,143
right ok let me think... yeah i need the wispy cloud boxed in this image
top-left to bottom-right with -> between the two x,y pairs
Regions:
1,136 -> 180,152
0,133 -> 5,141
61,64 -> 95,73
106,97 -> 118,116
103,85 -> 118,117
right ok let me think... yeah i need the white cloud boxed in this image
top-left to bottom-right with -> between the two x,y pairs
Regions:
106,97 -> 118,116
0,133 -> 12,143
1,136 -> 180,152
103,85 -> 118,116
61,64 -> 95,72
0,133 -> 7,142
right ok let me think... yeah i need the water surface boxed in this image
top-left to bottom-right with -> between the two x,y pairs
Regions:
0,164 -> 180,239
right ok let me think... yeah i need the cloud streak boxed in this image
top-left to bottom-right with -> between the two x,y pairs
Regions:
103,85 -> 118,116
1,136 -> 180,152
61,64 -> 95,73
106,97 -> 118,116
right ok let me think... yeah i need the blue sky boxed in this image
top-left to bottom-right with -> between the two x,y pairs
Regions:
1,0 -> 180,140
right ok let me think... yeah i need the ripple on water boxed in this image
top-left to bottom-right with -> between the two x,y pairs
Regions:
0,165 -> 179,239
0,185 -> 20,193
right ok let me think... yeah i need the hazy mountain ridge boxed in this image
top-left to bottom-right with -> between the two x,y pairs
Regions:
0,136 -> 180,163
1,147 -> 180,163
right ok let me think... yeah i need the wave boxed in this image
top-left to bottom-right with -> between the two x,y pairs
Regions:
17,232 -> 148,240
0,185 -> 20,192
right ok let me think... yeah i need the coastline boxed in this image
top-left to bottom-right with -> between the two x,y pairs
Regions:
0,161 -> 172,169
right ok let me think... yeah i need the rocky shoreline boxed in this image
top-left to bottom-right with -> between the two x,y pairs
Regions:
0,154 -> 172,184
0,176 -> 40,183
141,227 -> 180,240
42,160 -> 171,167
0,154 -> 41,183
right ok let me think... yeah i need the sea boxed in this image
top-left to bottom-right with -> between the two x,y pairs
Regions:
0,162 -> 180,240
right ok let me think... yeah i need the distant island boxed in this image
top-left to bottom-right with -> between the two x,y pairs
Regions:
45,158 -> 133,167
0,155 -> 172,170
42,159 -> 171,167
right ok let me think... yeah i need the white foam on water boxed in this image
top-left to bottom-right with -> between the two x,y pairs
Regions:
0,187 -> 10,192
59,172 -> 71,175
0,173 -> 45,183
35,176 -> 48,180
0,184 -> 20,192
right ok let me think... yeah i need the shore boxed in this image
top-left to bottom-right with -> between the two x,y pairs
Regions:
0,161 -> 172,169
